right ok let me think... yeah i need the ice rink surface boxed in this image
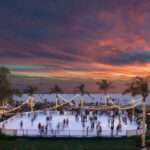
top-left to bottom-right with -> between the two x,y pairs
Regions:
2,112 -> 139,137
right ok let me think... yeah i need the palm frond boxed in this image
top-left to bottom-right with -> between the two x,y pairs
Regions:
24,85 -> 38,96
50,85 -> 63,94
74,83 -> 89,96
96,79 -> 113,94
123,76 -> 149,99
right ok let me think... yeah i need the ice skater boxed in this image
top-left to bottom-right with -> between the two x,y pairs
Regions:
75,113 -> 79,121
31,117 -> 34,126
20,121 -> 23,129
108,117 -> 111,127
82,121 -> 85,129
90,121 -> 94,131
97,125 -> 102,136
38,123 -> 41,131
116,124 -> 120,135
111,124 -> 114,137
2,124 -> 5,129
66,118 -> 69,127
57,122 -> 60,134
45,124 -> 48,135
86,126 -> 89,136
63,119 -> 66,128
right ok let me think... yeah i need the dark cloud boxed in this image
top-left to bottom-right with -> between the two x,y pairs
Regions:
0,50 -> 80,62
0,51 -> 30,58
33,51 -> 80,62
101,51 -> 150,65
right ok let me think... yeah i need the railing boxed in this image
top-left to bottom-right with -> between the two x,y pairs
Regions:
0,128 -> 142,137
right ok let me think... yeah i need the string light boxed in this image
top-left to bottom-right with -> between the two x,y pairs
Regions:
0,94 -> 143,114
0,97 -> 32,114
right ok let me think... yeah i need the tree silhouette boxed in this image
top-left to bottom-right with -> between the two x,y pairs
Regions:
50,85 -> 63,108
123,82 -> 138,119
0,67 -> 22,105
74,83 -> 90,108
24,85 -> 38,96
125,76 -> 148,148
24,85 -> 38,111
96,79 -> 114,105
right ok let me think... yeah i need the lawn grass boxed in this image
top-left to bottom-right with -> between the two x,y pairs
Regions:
0,135 -> 141,150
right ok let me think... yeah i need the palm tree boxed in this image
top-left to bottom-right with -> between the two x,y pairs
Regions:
50,85 -> 63,107
123,83 -> 137,120
125,77 -> 148,148
0,67 -> 22,105
0,67 -> 11,105
12,89 -> 22,97
74,83 -> 90,108
24,85 -> 38,111
24,85 -> 37,96
96,79 -> 114,105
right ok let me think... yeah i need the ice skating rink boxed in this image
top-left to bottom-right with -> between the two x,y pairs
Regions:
1,111 -> 141,137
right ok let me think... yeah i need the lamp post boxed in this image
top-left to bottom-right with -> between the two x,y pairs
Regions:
132,97 -> 135,121
29,97 -> 34,112
142,99 -> 146,148
56,95 -> 58,108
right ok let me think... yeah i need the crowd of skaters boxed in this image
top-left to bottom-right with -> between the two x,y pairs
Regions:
19,112 -> 71,135
15,109 -> 142,136
76,111 -> 102,136
74,109 -> 142,136
56,118 -> 69,133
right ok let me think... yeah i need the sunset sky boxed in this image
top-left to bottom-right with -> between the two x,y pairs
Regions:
0,0 -> 150,91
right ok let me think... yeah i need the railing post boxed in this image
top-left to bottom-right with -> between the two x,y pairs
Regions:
83,129 -> 84,137
55,130 -> 56,137
13,129 -> 14,136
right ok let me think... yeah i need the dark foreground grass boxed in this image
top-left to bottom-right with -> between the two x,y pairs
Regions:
0,135 -> 141,150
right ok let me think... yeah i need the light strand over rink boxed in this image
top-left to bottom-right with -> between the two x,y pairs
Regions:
0,94 -> 143,115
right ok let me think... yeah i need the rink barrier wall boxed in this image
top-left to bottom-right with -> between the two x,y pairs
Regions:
0,128 -> 142,137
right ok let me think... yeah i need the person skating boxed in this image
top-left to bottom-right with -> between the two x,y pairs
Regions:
66,118 -> 69,127
20,121 -> 23,129
97,125 -> 102,136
